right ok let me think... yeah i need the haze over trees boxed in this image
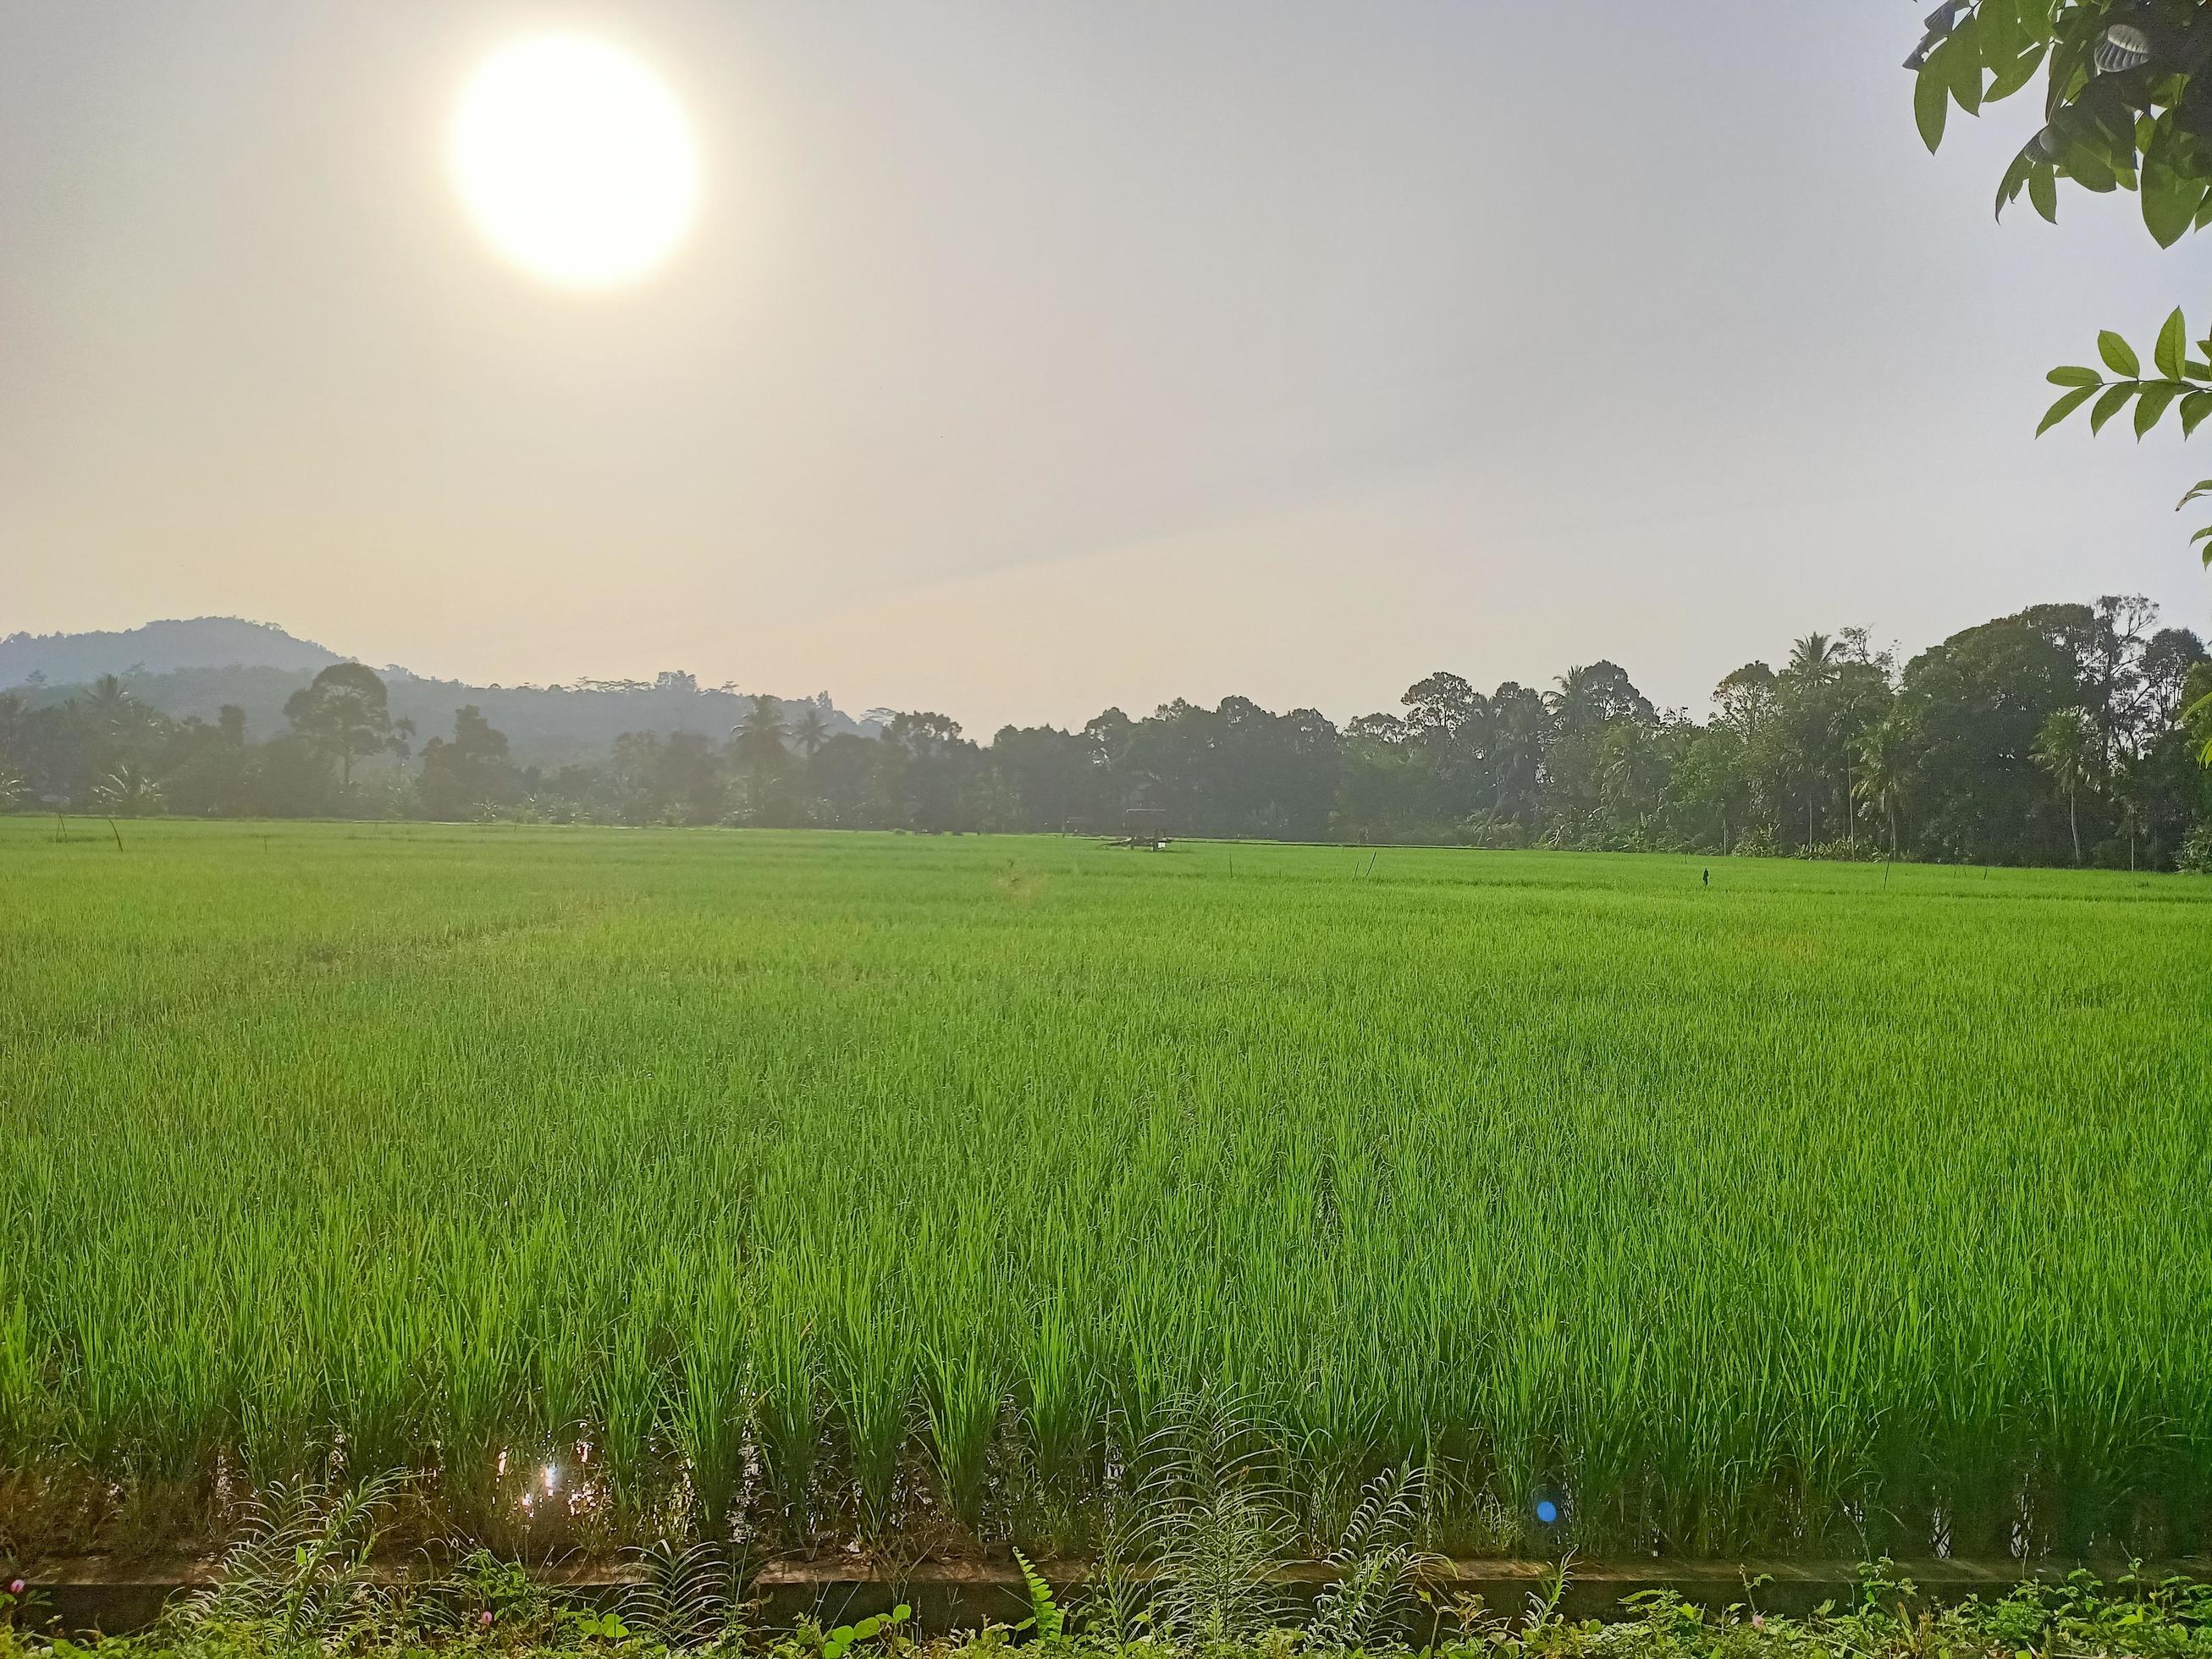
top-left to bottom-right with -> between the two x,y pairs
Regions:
6,596 -> 2209,869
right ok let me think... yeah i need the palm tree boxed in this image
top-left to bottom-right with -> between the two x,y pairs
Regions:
84,674 -> 136,736
1785,633 -> 1840,686
1487,685 -> 1547,823
790,705 -> 831,759
2111,763 -> 2147,872
1851,714 -> 1914,861
1594,719 -> 1663,833
1780,635 -> 1844,847
1545,665 -> 1602,731
731,695 -> 789,783
2033,706 -> 2099,865
95,764 -> 165,818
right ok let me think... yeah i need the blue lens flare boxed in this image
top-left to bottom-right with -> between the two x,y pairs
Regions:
1535,1498 -> 1558,1524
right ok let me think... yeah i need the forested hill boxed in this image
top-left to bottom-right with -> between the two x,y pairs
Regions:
0,618 -> 342,686
2,620 -> 874,768
8,599 -> 2211,869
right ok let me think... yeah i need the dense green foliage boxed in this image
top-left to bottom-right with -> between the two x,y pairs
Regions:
13,1480 -> 2212,1657
1908,0 -> 2212,245
15,1579 -> 2212,1659
2,823 -> 2207,1562
6,598 -> 2210,868
1907,1 -> 2212,554
8,1476 -> 2212,1659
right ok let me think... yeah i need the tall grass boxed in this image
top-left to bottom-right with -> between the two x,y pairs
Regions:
1,819 -> 2208,1558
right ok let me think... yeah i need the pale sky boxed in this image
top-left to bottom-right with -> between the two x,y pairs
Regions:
3,2 -> 2209,731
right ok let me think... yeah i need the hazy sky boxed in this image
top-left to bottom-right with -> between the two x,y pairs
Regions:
4,3 -> 2209,731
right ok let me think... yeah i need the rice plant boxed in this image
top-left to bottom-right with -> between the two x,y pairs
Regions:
0,818 -> 2208,1561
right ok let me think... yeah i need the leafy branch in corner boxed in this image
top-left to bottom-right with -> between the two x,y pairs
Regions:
2038,305 -> 2212,561
1910,0 -> 2212,246
1908,2 -> 2212,564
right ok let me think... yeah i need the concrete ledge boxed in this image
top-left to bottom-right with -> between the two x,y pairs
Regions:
19,1556 -> 2209,1635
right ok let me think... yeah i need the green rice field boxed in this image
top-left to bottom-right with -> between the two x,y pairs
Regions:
2,818 -> 2209,1561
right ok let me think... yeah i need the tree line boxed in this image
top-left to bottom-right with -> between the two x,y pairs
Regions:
6,595 -> 2210,869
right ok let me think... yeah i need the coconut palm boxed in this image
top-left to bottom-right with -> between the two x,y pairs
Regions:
731,696 -> 790,806
790,704 -> 831,759
84,674 -> 137,736
2033,706 -> 2099,865
1851,714 -> 1915,861
95,764 -> 165,818
2110,761 -> 2148,872
1594,719 -> 1665,832
1779,635 -> 1845,847
1487,683 -> 1547,822
1545,665 -> 1603,732
1785,632 -> 1840,686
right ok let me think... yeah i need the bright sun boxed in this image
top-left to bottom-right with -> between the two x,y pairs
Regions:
450,36 -> 698,291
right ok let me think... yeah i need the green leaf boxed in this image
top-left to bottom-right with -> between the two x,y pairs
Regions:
2141,117 -> 2206,247
1945,14 -> 1984,113
1915,63 -> 1950,152
2143,176 -> 2201,247
2038,384 -> 2097,434
2176,478 -> 2212,510
1989,41 -> 2047,100
1995,148 -> 2037,218
2046,365 -> 2102,387
2098,331 -> 2141,378
2067,144 -> 2121,193
2089,382 -> 2137,434
2157,310 -> 2191,381
2028,164 -> 2059,221
1978,0 -> 2022,60
2183,393 -> 2212,437
2134,381 -> 2180,437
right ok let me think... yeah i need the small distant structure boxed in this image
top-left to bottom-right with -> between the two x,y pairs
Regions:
1117,805 -> 1170,851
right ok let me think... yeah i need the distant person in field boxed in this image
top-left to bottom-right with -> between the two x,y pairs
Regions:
1702,868 -> 1710,887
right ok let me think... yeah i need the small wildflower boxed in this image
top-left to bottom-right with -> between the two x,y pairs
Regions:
1751,1614 -> 1766,1629
7,1580 -> 23,1597
479,1609 -> 495,1629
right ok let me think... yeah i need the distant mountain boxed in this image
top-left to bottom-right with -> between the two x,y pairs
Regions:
3,620 -> 877,767
0,617 -> 343,687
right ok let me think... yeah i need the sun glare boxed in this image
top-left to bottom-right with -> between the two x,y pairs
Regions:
450,36 -> 698,290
